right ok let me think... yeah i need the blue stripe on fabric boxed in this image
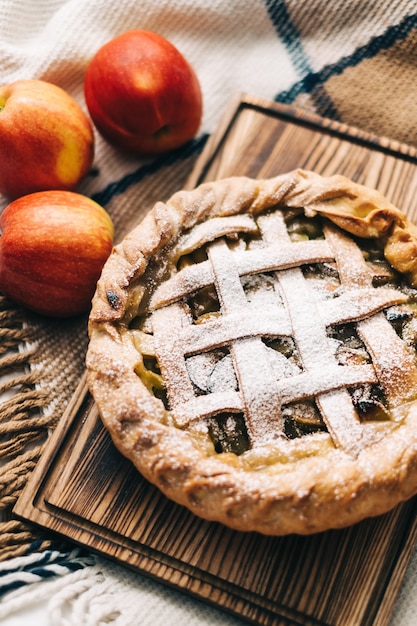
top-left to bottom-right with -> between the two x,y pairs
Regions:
0,548 -> 92,596
1,580 -> 27,594
264,0 -> 339,118
91,134 -> 208,207
264,0 -> 312,77
275,10 -> 417,107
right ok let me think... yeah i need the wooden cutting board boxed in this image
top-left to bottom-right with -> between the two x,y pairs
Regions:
14,93 -> 417,626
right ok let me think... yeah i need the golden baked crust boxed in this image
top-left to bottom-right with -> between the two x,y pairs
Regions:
86,169 -> 417,535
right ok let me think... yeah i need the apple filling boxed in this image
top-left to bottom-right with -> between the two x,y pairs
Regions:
129,209 -> 417,457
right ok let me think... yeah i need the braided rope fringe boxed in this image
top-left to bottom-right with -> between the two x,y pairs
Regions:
0,296 -> 57,560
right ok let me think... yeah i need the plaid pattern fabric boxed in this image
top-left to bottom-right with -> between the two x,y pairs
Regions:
272,1 -> 417,145
1,1 -> 417,623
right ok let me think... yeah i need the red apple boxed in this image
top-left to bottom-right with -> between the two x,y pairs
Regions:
0,79 -> 95,199
84,30 -> 203,155
0,190 -> 114,317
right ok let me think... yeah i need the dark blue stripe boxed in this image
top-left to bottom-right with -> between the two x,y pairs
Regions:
275,10 -> 417,112
264,0 -> 338,118
29,560 -> 86,577
0,553 -> 89,596
264,0 -> 312,77
1,580 -> 27,594
92,134 -> 208,207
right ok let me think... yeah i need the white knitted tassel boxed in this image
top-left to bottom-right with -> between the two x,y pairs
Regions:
46,557 -> 243,626
49,562 -> 136,626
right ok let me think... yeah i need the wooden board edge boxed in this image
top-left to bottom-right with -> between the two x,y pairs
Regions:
185,92 -> 417,191
183,91 -> 247,189
13,372 -> 91,519
370,513 -> 417,626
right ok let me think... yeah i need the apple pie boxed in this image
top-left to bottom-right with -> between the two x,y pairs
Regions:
86,169 -> 417,535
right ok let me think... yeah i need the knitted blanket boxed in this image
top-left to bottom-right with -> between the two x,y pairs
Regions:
1,0 -> 417,623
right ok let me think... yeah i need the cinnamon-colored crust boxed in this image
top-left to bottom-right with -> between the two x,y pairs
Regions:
86,170 -> 417,535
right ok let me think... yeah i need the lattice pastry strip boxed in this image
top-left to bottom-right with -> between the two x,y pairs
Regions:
207,238 -> 284,444
151,236 -> 335,310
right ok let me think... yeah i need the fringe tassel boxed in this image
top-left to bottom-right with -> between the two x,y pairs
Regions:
0,296 -> 55,559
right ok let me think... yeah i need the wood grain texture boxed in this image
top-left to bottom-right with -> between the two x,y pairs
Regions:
14,94 -> 417,626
